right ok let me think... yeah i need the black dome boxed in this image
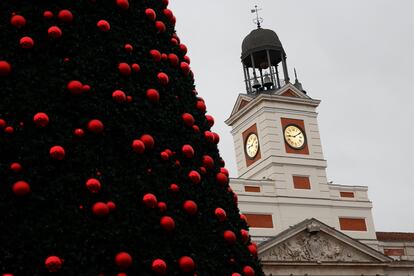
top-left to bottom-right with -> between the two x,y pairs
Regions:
241,28 -> 285,60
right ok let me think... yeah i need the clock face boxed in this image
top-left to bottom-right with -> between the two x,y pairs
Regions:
284,124 -> 306,149
245,133 -> 259,159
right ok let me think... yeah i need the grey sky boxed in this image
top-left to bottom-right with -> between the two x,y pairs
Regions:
169,0 -> 414,232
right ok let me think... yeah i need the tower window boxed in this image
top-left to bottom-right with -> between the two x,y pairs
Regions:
293,176 -> 311,189
339,217 -> 367,231
243,214 -> 273,228
244,186 -> 261,192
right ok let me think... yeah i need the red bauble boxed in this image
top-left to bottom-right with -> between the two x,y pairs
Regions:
86,178 -> 101,193
241,229 -> 250,243
223,230 -> 237,245
87,119 -> 104,133
196,100 -> 206,113
170,16 -> 176,25
204,131 -> 215,143
45,256 -> 62,272
92,202 -> 109,217
163,0 -> 169,6
131,63 -> 140,72
182,144 -> 194,158
179,44 -> 188,54
243,266 -> 255,276
143,193 -> 157,208
183,200 -> 198,215
193,125 -> 200,133
160,151 -> 169,161
67,80 -> 84,95
140,134 -> 155,149
180,62 -> 190,75
146,88 -> 160,103
10,162 -> 22,173
188,170 -> 201,184
205,115 -> 215,127
145,8 -> 157,21
107,201 -> 116,211
216,172 -> 228,186
118,63 -> 131,76
215,208 -> 227,222
220,167 -> 229,177
248,243 -> 258,256
0,119 -> 5,129
124,43 -> 133,52
116,0 -> 130,10
155,21 -> 166,33
170,37 -> 178,45
49,146 -> 65,160
126,95 -> 133,102
43,11 -> 54,19
151,259 -> 167,274
20,36 -> 34,49
97,20 -> 110,32
5,126 -> 14,134
150,49 -> 162,62
115,252 -> 133,270
169,183 -> 179,193
163,9 -> 173,19
157,72 -> 169,86
202,155 -> 214,169
12,181 -> 30,196
10,15 -> 26,28
232,273 -> 242,276
112,90 -> 127,103
178,256 -> 195,273
132,139 -> 145,154
240,214 -> 248,223
182,113 -> 194,127
58,9 -> 73,23
160,216 -> 175,231
74,128 -> 85,137
48,26 -> 62,38
168,53 -> 179,66
0,61 -> 12,77
199,166 -> 207,174
158,201 -> 167,212
184,55 -> 191,64
33,112 -> 49,127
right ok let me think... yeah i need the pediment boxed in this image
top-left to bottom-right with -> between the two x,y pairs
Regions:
229,94 -> 253,118
259,218 -> 392,263
274,83 -> 310,99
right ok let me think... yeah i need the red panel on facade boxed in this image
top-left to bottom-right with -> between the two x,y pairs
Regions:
340,191 -> 355,198
293,176 -> 311,189
281,118 -> 309,155
244,186 -> 261,192
244,214 -> 273,228
339,218 -> 367,231
384,248 -> 405,256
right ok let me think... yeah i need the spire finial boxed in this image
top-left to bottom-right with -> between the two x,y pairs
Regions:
294,68 -> 298,81
251,5 -> 263,29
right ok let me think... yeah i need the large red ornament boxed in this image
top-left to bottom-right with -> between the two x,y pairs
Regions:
43,11 -> 54,19
248,243 -> 258,256
150,49 -> 162,62
132,139 -> 145,154
196,100 -> 206,113
49,146 -> 65,160
180,62 -> 190,76
107,201 -> 116,212
155,21 -> 166,33
232,273 -> 241,276
157,72 -> 169,86
48,26 -> 62,38
216,173 -> 228,186
5,126 -> 14,134
160,216 -> 175,231
0,61 -> 12,77
92,202 -> 110,217
12,181 -> 31,196
45,256 -> 62,272
33,112 -> 49,127
112,90 -> 127,103
145,8 -> 156,21
182,113 -> 195,127
115,252 -> 133,270
0,119 -> 5,129
146,88 -> 160,103
178,256 -> 195,273
184,55 -> 191,64
170,37 -> 178,45
224,230 -> 237,245
243,266 -> 255,276
58,10 -> 73,23
179,44 -> 188,54
74,128 -> 85,137
131,63 -> 140,72
215,208 -> 227,222
86,178 -> 101,193
241,229 -> 250,243
182,144 -> 194,158
158,202 -> 167,212
202,155 -> 214,169
143,193 -> 157,208
169,183 -> 179,193
140,134 -> 155,149
116,0 -> 130,10
118,63 -> 131,76
204,131 -> 215,143
97,20 -> 110,32
163,9 -> 173,19
20,36 -> 34,49
205,115 -> 215,127
220,167 -> 229,177
87,119 -> 104,133
188,170 -> 201,184
213,132 -> 220,144
124,43 -> 133,52
67,80 -> 84,95
10,15 -> 26,28
168,53 -> 179,66
10,162 -> 22,173
151,259 -> 167,274
183,200 -> 198,215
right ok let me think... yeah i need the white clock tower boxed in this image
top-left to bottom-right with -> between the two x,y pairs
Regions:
225,26 -> 379,249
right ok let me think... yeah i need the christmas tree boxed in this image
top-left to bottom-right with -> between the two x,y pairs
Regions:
0,1 -> 263,275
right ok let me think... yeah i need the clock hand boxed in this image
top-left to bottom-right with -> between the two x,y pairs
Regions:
293,132 -> 302,138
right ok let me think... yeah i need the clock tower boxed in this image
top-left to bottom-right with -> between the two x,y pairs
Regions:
226,26 -> 379,248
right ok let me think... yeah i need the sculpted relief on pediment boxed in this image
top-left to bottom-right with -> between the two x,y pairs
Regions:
261,230 -> 376,263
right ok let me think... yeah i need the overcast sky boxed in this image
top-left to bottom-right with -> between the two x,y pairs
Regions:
169,0 -> 414,232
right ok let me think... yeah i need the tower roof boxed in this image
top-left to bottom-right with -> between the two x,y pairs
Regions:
241,28 -> 285,60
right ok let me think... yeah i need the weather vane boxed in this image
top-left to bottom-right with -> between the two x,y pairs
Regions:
251,5 -> 263,29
